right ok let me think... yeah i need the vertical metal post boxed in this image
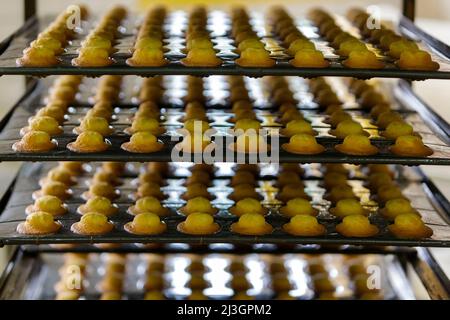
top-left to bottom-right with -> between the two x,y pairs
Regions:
24,0 -> 37,21
402,0 -> 415,87
402,0 -> 416,22
24,0 -> 37,88
411,248 -> 450,300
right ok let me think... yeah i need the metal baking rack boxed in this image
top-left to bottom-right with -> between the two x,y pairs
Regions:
0,0 -> 447,301
0,76 -> 448,165
0,250 -> 418,300
1,246 -> 449,300
0,2 -> 449,79
0,162 -> 449,247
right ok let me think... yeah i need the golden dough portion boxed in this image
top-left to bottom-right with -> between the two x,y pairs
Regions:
282,134 -> 325,155
73,47 -> 114,67
181,48 -> 222,67
281,119 -> 316,137
329,120 -> 368,139
343,50 -> 384,69
290,49 -> 329,68
40,167 -> 76,186
75,117 -> 114,136
335,134 -> 378,156
126,117 -> 165,135
230,213 -> 273,235
13,131 -> 57,153
326,111 -> 351,127
78,196 -> 118,216
23,116 -> 63,136
380,198 -> 418,220
376,184 -> 405,204
18,46 -> 60,67
330,199 -> 369,218
71,212 -> 114,235
382,121 -> 414,139
398,50 -> 439,71
179,197 -> 218,216
280,198 -> 318,217
325,185 -> 358,204
277,183 -> 309,203
26,195 -> 67,216
388,213 -> 433,239
228,184 -> 259,202
177,212 -> 220,235
135,182 -> 165,200
235,48 -> 276,67
67,131 -> 109,153
17,211 -> 61,235
128,196 -> 169,216
336,215 -> 379,237
92,170 -> 121,186
124,213 -> 166,235
34,181 -> 71,200
276,171 -> 303,187
229,198 -> 268,216
83,182 -> 119,200
283,215 -> 326,236
390,135 -> 433,157
121,132 -> 164,153
127,48 -> 168,67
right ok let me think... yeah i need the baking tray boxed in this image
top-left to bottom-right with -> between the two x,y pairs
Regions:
15,163 -> 423,254
0,76 -> 449,165
0,250 -> 417,300
20,243 -> 417,255
0,10 -> 449,79
0,162 -> 449,247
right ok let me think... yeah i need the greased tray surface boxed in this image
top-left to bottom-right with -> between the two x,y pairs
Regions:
0,162 -> 449,247
0,9 -> 449,79
9,252 -> 415,300
0,76 -> 449,165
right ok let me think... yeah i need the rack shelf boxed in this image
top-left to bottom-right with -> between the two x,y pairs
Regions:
0,78 -> 448,165
0,11 -> 449,79
0,162 -> 449,247
1,246 -> 449,300
0,0 -> 447,301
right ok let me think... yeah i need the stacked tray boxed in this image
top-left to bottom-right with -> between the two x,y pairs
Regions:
0,162 -> 449,247
0,6 -> 449,79
0,75 -> 449,164
0,4 -> 449,269
1,252 -> 416,300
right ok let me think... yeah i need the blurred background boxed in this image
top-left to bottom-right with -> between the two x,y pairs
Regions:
0,1 -> 448,295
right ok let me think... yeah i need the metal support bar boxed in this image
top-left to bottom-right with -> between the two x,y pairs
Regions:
410,248 -> 450,300
401,0 -> 416,87
24,0 -> 37,21
402,0 -> 416,22
24,0 -> 37,88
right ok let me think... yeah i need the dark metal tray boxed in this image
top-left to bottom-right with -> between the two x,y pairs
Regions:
0,162 -> 449,247
0,12 -> 449,79
0,249 -> 417,300
0,76 -> 449,165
